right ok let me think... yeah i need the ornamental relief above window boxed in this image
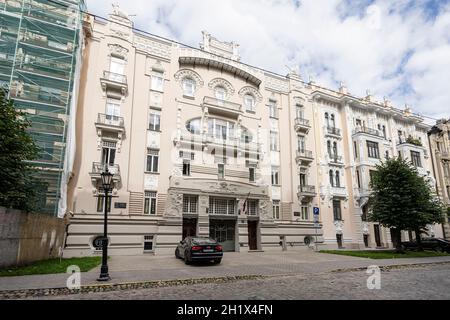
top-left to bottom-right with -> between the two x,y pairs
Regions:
208,78 -> 235,99
238,86 -> 263,103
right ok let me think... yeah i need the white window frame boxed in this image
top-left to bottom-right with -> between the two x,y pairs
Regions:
144,191 -> 157,215
151,72 -> 164,92
183,195 -> 198,214
272,200 -> 280,220
244,94 -> 255,112
270,131 -> 279,151
149,112 -> 161,131
182,78 -> 195,97
271,166 -> 280,185
146,149 -> 159,173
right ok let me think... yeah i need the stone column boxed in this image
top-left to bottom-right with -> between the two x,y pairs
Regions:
197,195 -> 210,238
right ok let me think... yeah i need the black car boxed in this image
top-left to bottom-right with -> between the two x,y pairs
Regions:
175,237 -> 223,264
401,237 -> 450,253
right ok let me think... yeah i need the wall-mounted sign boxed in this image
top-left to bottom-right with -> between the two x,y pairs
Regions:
93,236 -> 108,250
114,202 -> 127,209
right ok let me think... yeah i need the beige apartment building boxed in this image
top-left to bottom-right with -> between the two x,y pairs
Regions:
428,119 -> 450,239
64,6 -> 443,257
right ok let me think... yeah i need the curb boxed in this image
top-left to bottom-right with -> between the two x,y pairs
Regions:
0,274 -> 265,299
331,260 -> 450,273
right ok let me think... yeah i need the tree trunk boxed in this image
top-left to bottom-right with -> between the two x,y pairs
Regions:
394,228 -> 403,253
415,228 -> 423,251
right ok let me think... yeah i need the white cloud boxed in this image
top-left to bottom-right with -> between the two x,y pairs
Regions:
86,0 -> 450,122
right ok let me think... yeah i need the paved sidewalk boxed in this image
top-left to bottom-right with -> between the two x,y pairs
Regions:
1,250 -> 450,292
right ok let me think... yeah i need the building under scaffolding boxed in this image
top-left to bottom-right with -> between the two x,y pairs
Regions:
0,0 -> 86,216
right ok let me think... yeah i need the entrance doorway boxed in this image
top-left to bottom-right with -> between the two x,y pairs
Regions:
182,218 -> 197,239
374,224 -> 382,247
363,234 -> 369,247
209,219 -> 236,252
247,220 -> 258,250
390,228 -> 399,248
336,234 -> 343,248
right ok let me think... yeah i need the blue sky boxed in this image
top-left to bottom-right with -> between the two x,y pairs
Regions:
87,0 -> 450,123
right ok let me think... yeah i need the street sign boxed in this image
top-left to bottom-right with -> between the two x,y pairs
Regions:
313,207 -> 320,215
93,236 -> 108,250
313,207 -> 320,227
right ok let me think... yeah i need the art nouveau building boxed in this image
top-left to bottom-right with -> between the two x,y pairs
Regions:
429,119 -> 450,239
64,7 -> 443,257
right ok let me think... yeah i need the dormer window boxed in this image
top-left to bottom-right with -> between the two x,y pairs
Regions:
182,78 -> 195,97
244,94 -> 255,112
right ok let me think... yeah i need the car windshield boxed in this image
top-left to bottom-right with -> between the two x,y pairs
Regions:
191,238 -> 216,245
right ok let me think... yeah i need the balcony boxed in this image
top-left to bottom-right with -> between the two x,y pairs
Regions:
328,154 -> 344,166
331,186 -> 347,198
326,126 -> 341,138
294,118 -> 311,133
203,96 -> 242,118
353,126 -> 385,139
298,185 -> 316,200
90,162 -> 121,183
95,113 -> 125,134
295,149 -> 314,166
100,71 -> 128,96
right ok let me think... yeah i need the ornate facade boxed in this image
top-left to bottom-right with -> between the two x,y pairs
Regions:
64,6 -> 444,257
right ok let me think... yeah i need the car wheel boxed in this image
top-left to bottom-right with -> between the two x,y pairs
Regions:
213,259 -> 222,264
435,246 -> 444,253
184,251 -> 191,265
175,248 -> 180,259
400,244 -> 407,251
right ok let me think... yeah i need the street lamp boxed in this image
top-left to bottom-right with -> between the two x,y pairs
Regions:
97,166 -> 113,281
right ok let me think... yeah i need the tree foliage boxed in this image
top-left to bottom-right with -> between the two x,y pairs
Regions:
0,88 -> 47,212
367,157 -> 444,251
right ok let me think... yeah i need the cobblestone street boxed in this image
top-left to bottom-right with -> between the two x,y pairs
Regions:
29,263 -> 450,300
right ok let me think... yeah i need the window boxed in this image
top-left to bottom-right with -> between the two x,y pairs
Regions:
208,118 -> 234,140
270,131 -> 279,151
182,78 -> 195,96
327,140 -> 332,156
183,195 -> 198,214
296,104 -> 304,119
299,173 -> 306,187
244,94 -> 255,112
215,86 -> 226,102
272,200 -> 280,219
241,129 -> 253,143
102,141 -> 116,165
385,150 -> 389,160
146,149 -> 159,173
248,200 -> 258,216
354,141 -> 358,159
325,112 -> 329,127
367,141 -> 380,158
269,100 -> 277,118
329,170 -> 334,187
179,151 -> 195,160
144,235 -> 154,251
218,163 -> 225,179
297,135 -> 305,152
271,166 -> 280,185
356,170 -> 361,188
209,197 -> 235,215
186,118 -> 201,134
110,56 -> 125,76
333,200 -> 342,221
144,191 -> 157,215
301,206 -> 309,220
96,191 -> 111,213
330,114 -> 336,128
182,160 -> 191,176
151,73 -> 164,91
249,167 -> 255,182
105,98 -> 120,122
356,119 -> 362,127
333,142 -> 338,156
335,171 -> 340,187
148,112 -> 161,131
411,151 -> 422,167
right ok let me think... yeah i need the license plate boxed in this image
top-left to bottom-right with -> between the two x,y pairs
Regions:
203,249 -> 214,253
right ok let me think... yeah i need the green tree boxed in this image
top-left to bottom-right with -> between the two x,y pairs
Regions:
0,88 -> 47,212
367,157 -> 444,252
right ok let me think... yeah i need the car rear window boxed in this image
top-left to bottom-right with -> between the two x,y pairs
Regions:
192,238 -> 216,245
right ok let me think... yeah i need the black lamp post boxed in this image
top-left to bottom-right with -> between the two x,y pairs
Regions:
97,166 -> 113,281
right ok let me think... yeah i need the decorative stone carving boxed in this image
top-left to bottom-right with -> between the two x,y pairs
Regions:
171,167 -> 182,177
165,191 -> 183,217
362,222 -> 369,235
108,44 -> 128,59
208,181 -> 239,193
259,199 -> 272,220
238,86 -> 263,102
334,220 -> 344,235
208,78 -> 235,97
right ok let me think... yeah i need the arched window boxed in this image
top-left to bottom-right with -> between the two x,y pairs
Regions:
331,114 -> 336,128
329,170 -> 334,187
333,142 -> 338,156
186,118 -> 201,134
327,140 -> 332,156
335,171 -> 340,187
182,78 -> 196,97
325,112 -> 329,127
